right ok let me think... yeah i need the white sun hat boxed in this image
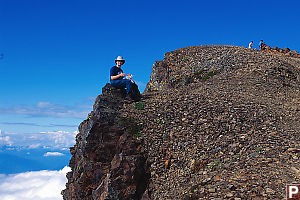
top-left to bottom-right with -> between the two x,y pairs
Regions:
115,56 -> 125,63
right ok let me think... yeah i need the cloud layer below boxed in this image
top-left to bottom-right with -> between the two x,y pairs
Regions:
0,166 -> 70,200
44,152 -> 65,157
0,101 -> 89,118
0,130 -> 77,149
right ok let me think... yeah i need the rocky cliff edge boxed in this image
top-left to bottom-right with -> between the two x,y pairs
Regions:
63,45 -> 300,200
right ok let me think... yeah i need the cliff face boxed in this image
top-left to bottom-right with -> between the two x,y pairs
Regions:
63,45 -> 300,200
62,84 -> 150,200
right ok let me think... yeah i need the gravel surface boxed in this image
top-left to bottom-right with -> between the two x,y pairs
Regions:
122,45 -> 300,199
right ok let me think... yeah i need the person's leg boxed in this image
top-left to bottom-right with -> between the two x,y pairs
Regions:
111,80 -> 125,88
124,80 -> 133,94
130,83 -> 141,101
111,79 -> 133,94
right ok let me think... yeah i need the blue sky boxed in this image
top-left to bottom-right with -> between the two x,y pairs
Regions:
0,0 -> 299,199
1,0 -> 300,134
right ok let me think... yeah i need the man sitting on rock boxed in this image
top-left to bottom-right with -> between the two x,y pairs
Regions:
110,56 -> 141,101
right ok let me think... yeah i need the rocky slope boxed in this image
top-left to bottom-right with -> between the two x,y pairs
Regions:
62,85 -> 150,200
63,45 -> 300,200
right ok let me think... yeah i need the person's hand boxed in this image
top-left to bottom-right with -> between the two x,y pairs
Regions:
120,73 -> 126,77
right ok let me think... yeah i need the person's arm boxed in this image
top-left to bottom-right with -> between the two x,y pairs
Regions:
110,66 -> 126,80
110,73 -> 126,80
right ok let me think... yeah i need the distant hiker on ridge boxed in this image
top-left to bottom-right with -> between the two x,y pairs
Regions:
259,40 -> 263,50
110,56 -> 141,101
248,41 -> 253,49
259,40 -> 266,50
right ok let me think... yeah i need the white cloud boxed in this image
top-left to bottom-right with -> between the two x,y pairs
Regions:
0,102 -> 89,119
42,131 -> 78,149
0,135 -> 10,143
36,102 -> 52,108
0,130 -> 13,146
44,152 -> 65,157
28,143 -> 42,149
0,130 -> 78,150
0,166 -> 71,200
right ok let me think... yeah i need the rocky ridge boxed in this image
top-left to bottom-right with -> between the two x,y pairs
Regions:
63,45 -> 300,200
62,85 -> 150,200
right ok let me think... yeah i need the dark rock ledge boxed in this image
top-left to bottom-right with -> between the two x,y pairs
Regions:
62,83 -> 150,200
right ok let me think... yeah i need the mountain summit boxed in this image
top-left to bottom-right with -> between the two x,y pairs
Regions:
63,45 -> 300,200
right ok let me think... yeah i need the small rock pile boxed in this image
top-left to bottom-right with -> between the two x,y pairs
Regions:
263,45 -> 300,58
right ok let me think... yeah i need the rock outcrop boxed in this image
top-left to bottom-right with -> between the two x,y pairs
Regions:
62,84 -> 150,200
264,45 -> 300,58
63,45 -> 300,200
146,45 -> 300,92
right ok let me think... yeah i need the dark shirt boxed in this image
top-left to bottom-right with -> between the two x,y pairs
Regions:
110,66 -> 123,81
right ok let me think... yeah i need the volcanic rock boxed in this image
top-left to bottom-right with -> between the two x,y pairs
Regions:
63,45 -> 300,200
